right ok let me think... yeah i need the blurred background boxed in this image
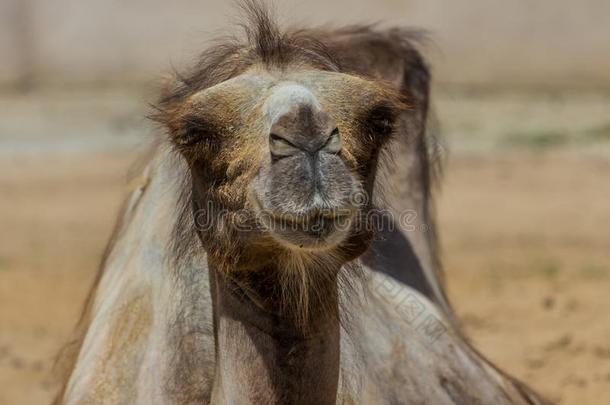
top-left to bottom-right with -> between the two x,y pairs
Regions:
0,1 -> 609,404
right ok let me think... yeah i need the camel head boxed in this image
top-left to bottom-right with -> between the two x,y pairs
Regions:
155,18 -> 406,273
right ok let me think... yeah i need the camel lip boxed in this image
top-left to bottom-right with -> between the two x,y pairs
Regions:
264,208 -> 355,225
247,192 -> 354,250
248,190 -> 356,226
260,213 -> 354,251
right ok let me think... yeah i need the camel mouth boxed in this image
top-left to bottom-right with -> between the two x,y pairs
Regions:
249,194 -> 356,250
266,209 -> 354,224
264,212 -> 355,250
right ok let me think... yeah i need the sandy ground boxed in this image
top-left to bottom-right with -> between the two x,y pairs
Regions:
0,89 -> 609,404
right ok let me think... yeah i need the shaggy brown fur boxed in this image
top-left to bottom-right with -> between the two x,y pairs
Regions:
148,1 -> 433,331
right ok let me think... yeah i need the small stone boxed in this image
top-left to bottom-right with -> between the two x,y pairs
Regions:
11,357 -> 25,369
544,334 -> 572,351
525,357 -> 545,369
542,296 -> 555,310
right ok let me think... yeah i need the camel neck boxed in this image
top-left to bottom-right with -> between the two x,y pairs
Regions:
208,262 -> 341,405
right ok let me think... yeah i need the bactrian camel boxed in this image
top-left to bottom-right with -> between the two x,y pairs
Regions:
55,3 -> 548,404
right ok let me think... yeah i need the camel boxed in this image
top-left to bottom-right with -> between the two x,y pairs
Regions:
54,2 -> 548,404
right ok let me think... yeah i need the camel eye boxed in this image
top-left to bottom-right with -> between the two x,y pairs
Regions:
175,123 -> 203,146
173,115 -> 215,148
367,104 -> 396,137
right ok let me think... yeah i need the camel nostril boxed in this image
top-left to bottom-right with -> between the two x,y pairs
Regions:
322,128 -> 341,154
269,133 -> 300,158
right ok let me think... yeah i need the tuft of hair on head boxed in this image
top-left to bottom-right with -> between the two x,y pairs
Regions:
236,0 -> 284,66
150,0 -> 340,119
235,0 -> 340,70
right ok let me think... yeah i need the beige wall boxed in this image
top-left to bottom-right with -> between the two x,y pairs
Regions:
1,0 -> 610,87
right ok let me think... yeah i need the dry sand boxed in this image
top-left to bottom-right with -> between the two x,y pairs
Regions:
0,151 -> 608,404
1,88 -> 609,404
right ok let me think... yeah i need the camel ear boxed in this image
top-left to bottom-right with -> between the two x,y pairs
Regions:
157,74 -> 176,106
322,27 -> 431,133
396,35 -> 431,135
150,75 -> 183,134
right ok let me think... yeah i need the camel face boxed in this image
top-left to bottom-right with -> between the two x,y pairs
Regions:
251,83 -> 358,250
164,68 -> 404,262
